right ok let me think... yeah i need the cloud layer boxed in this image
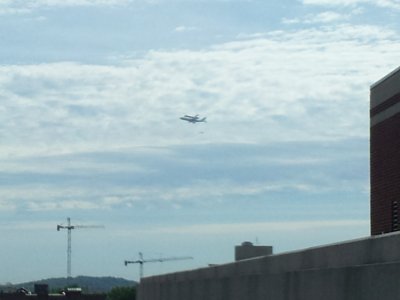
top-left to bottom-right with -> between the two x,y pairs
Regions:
302,0 -> 400,10
1,24 -> 399,156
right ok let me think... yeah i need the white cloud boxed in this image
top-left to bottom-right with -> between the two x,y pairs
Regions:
301,0 -> 400,10
1,24 -> 399,158
302,0 -> 368,5
282,11 -> 349,24
0,23 -> 394,214
27,200 -> 101,211
0,154 -> 152,175
2,0 -> 133,7
0,8 -> 30,15
0,0 -> 247,13
40,0 -> 130,4
0,221 -> 57,231
0,150 -> 364,211
160,181 -> 315,200
0,0 -> 136,14
0,179 -> 315,212
174,26 -> 199,33
116,220 -> 369,236
0,200 -> 17,211
377,0 -> 400,9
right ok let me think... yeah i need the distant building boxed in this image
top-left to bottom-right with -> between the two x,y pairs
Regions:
235,241 -> 273,261
0,284 -> 105,300
370,66 -> 400,235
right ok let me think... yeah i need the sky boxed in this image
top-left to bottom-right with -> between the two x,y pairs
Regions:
0,0 -> 399,284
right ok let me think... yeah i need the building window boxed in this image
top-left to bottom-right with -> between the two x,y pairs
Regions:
392,200 -> 399,231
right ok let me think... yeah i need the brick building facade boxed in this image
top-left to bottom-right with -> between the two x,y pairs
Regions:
370,67 -> 400,235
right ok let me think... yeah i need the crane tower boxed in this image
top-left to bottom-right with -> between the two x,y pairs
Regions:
124,252 -> 193,279
57,217 -> 103,278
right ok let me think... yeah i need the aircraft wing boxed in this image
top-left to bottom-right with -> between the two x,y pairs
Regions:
184,114 -> 199,120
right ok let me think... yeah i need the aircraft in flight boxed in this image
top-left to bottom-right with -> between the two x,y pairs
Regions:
180,114 -> 207,123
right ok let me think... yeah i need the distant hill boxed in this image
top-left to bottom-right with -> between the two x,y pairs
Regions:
1,276 -> 137,294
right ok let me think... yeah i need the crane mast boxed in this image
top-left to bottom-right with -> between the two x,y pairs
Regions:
57,217 -> 103,278
124,252 -> 193,279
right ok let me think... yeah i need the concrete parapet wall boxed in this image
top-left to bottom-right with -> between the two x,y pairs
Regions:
138,232 -> 400,300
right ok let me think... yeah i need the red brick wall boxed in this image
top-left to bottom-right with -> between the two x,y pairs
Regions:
370,112 -> 400,235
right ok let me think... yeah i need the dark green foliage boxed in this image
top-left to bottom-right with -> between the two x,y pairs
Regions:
107,286 -> 136,300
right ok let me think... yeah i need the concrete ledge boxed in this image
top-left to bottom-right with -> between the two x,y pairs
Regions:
371,66 -> 400,108
138,232 -> 400,300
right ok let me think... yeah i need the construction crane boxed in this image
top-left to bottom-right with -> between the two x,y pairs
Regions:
124,252 -> 193,279
57,217 -> 104,278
